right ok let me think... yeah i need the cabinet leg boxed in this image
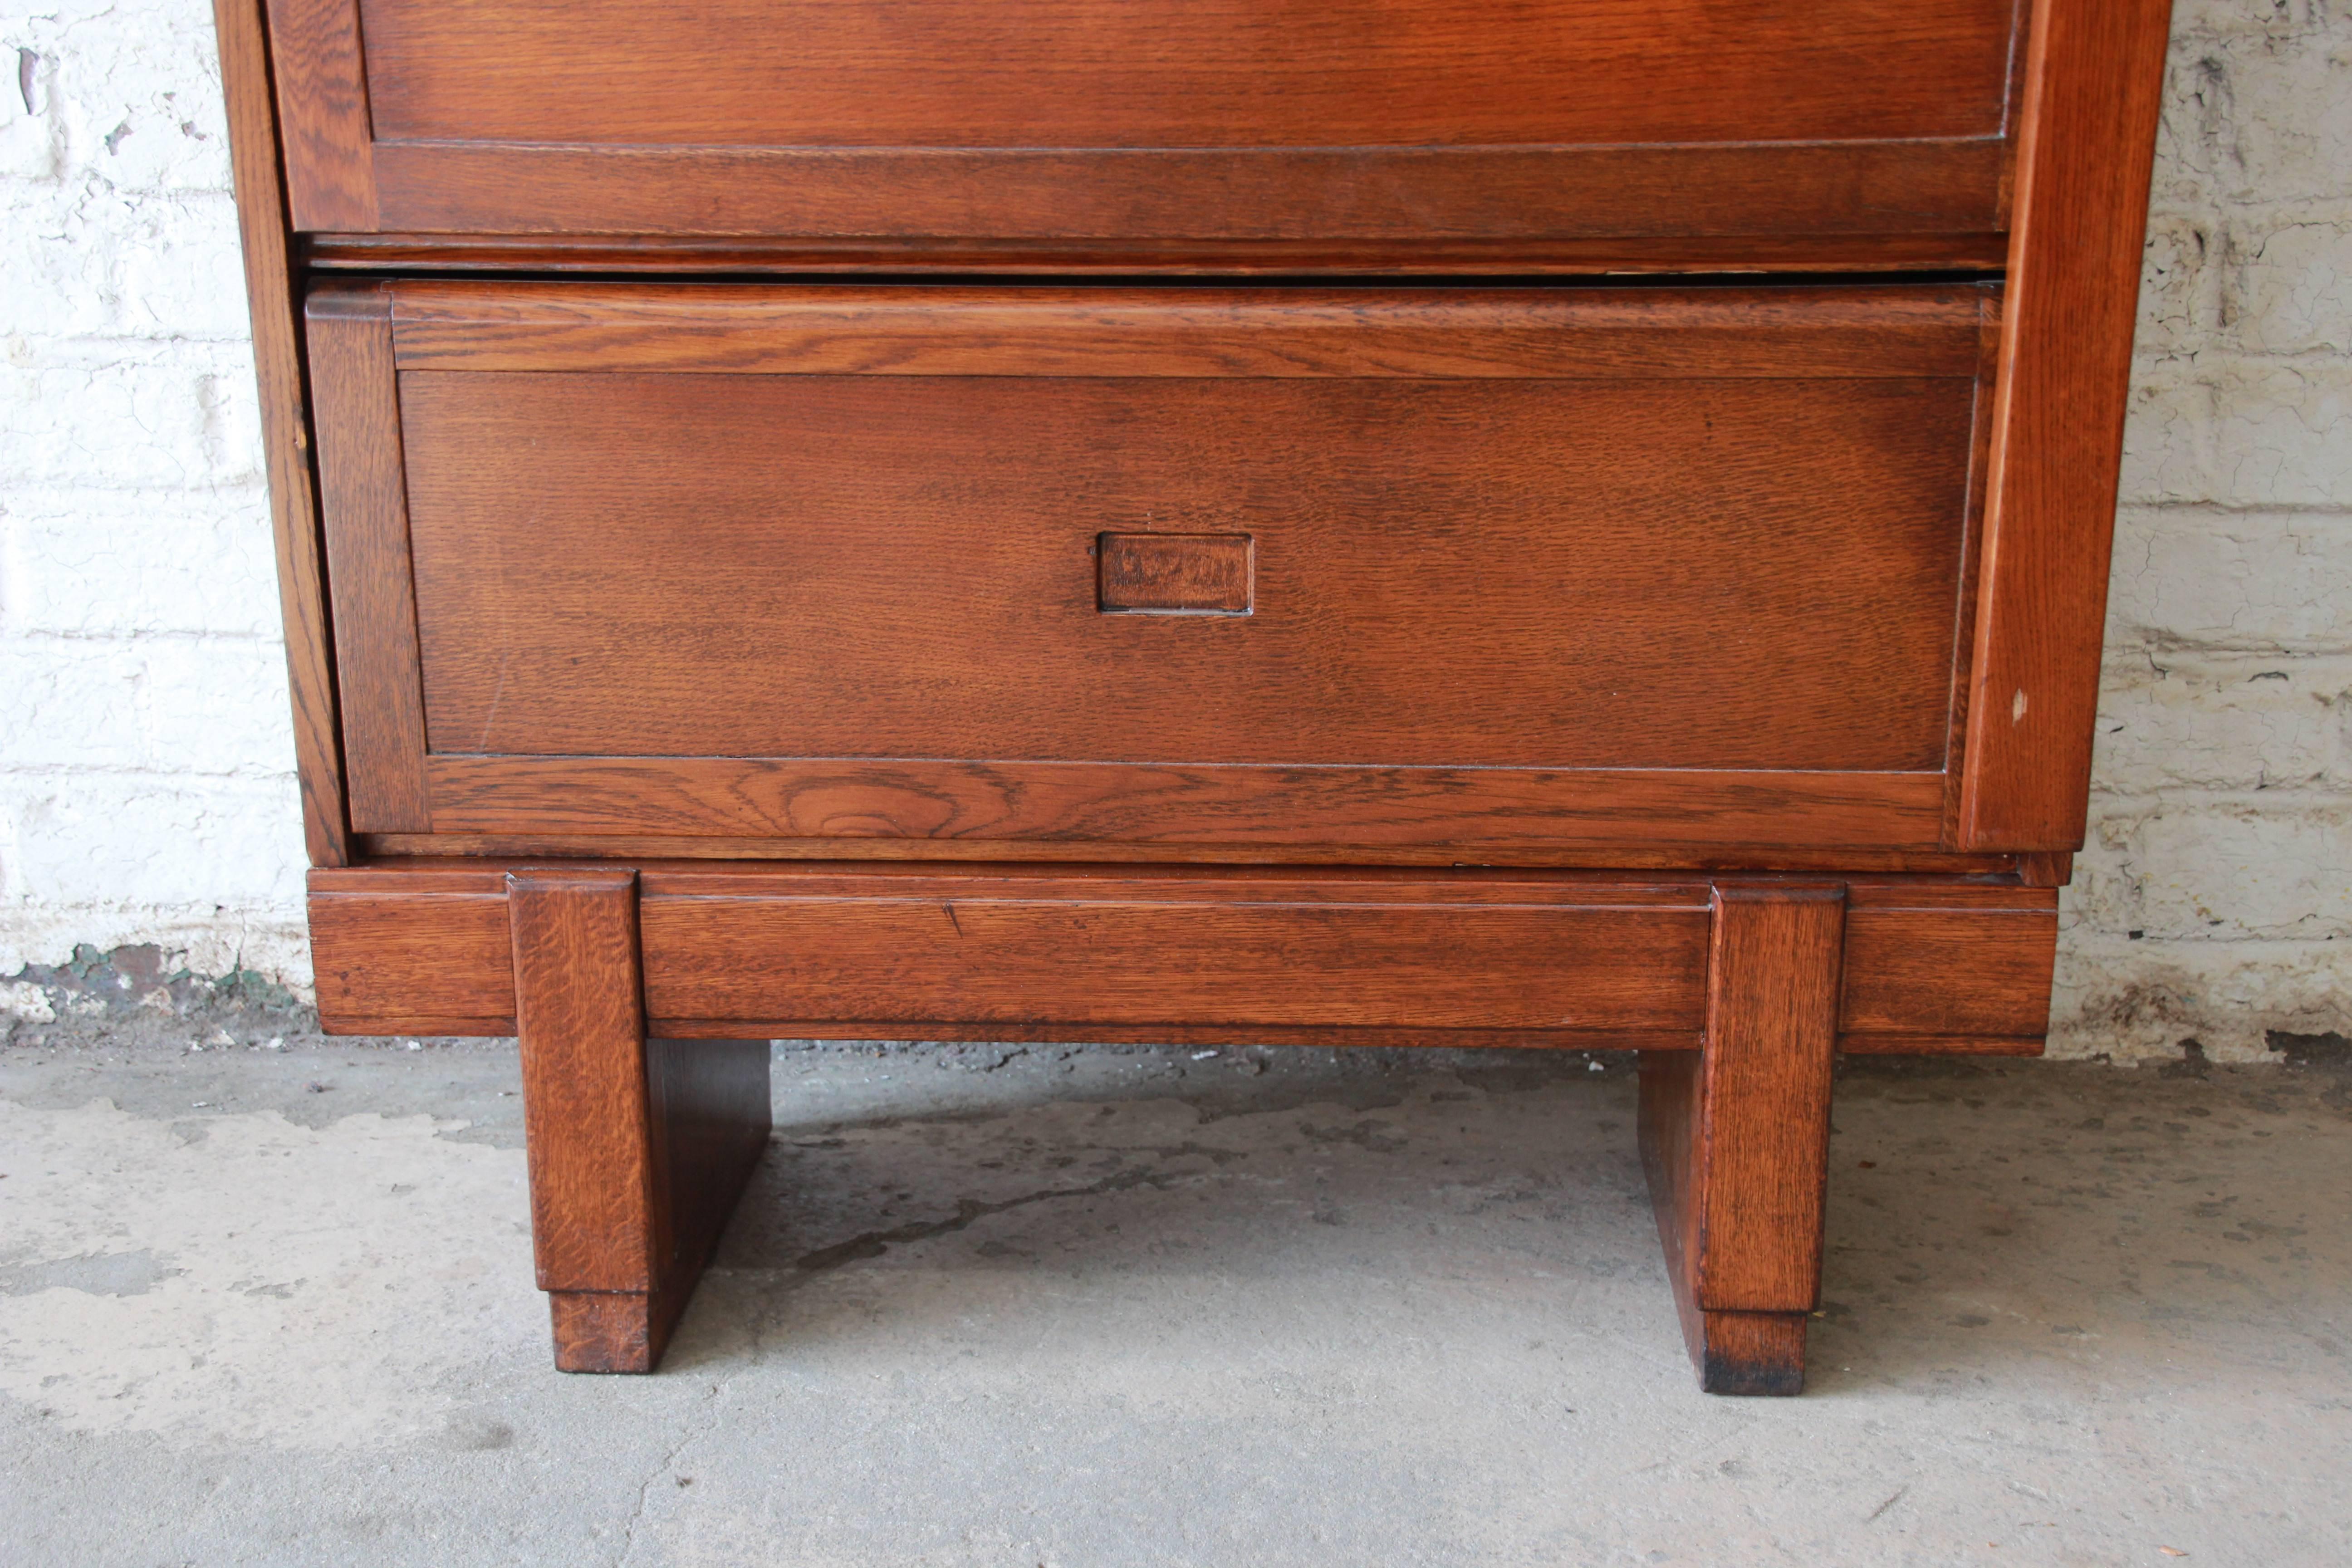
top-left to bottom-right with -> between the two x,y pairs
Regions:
1639,883 -> 1843,1395
509,869 -> 771,1372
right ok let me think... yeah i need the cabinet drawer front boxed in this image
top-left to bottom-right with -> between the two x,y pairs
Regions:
309,281 -> 1992,853
270,0 -> 2018,263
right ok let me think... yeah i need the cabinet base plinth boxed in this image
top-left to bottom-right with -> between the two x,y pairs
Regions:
310,859 -> 2056,1391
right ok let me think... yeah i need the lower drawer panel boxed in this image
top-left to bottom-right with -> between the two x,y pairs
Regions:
307,280 -> 1994,856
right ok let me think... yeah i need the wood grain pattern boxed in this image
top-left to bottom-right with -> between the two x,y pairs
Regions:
359,0 -> 2015,149
1939,293 -> 2005,847
363,140 -> 2009,247
638,880 -> 1711,1034
544,1034 -> 771,1374
385,283 -> 1989,379
507,871 -> 770,1373
305,230 -> 2017,278
548,1034 -> 771,1373
1957,0 -> 2177,849
389,304 -> 1979,811
1639,884 -> 1843,1394
1696,886 -> 1843,1313
304,284 -> 430,832
309,883 -> 514,1033
209,0 -> 350,866
260,0 -> 2016,243
303,864 -> 2056,1053
1839,905 -> 2057,1037
508,869 -> 652,1298
355,833 -> 2037,876
1687,1310 -> 1811,1397
2017,851 -> 2075,887
1641,1050 -> 1808,1392
1097,534 -> 1252,616
419,759 -> 1951,852
260,0 -> 375,229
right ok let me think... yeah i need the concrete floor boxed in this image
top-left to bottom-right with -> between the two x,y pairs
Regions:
0,1034 -> 2346,1567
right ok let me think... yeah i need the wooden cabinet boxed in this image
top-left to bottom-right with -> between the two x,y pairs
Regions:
215,0 -> 2174,1391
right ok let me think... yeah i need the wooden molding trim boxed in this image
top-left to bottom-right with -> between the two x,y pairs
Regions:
382,280 -> 1990,380
304,231 -> 2017,279
308,864 -> 2058,1049
417,756 -> 1952,853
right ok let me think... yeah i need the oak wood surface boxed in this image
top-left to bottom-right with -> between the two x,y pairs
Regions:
1641,1054 -> 1814,1394
320,283 -> 1989,853
417,759 -> 1951,852
304,285 -> 430,832
1839,906 -> 2057,1037
262,0 -> 2017,245
1695,886 -> 1843,1313
1639,885 -> 1844,1394
384,283 -> 1990,379
1958,0 -> 2177,849
365,140 -> 2010,249
543,1036 -> 772,1374
209,0 -> 349,865
309,885 -> 515,1033
509,869 -> 654,1297
507,869 -> 770,1372
1097,534 -> 1252,616
260,0 -> 374,229
306,864 -> 2055,1054
355,833 -> 2038,875
359,0 -> 2015,149
1939,295 -> 2004,846
304,231 -> 2017,278
393,349 -> 1974,771
637,886 -> 1712,1034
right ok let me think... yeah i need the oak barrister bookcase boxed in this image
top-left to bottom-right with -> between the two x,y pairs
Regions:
214,0 -> 2174,1392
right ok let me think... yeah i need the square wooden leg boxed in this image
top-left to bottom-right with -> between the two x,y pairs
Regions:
1640,883 -> 1843,1395
509,868 -> 771,1373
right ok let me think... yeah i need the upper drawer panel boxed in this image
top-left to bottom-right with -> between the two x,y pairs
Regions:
270,0 -> 2020,260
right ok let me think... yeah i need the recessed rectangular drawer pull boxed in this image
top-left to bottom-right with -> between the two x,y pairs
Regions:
1096,531 -> 1253,615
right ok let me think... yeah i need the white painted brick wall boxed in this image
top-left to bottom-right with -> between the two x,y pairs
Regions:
0,0 -> 305,989
2056,0 -> 2352,1058
0,0 -> 2345,1058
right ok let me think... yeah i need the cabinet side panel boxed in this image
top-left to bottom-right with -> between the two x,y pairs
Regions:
1957,0 -> 2174,848
210,0 -> 350,864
